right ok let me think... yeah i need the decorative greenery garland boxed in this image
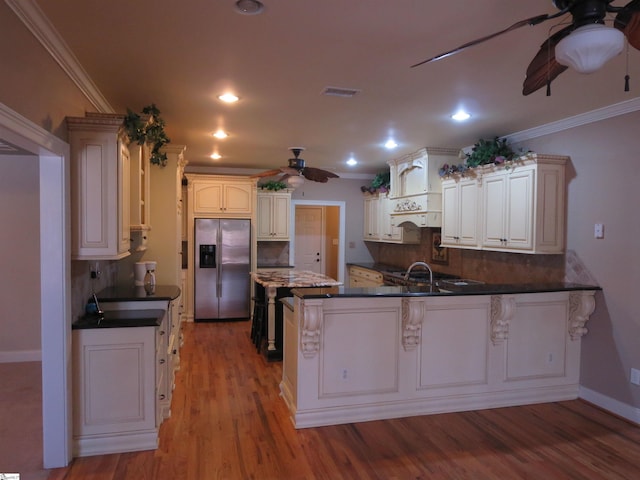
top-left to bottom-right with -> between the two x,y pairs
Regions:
122,104 -> 171,166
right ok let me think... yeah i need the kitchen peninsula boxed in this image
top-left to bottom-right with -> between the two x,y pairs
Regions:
252,270 -> 342,359
280,282 -> 599,429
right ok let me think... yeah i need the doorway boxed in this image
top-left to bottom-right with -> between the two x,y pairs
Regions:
291,200 -> 345,282
0,104 -> 71,468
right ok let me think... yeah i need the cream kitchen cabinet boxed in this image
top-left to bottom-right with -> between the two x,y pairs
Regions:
129,143 -> 151,251
189,175 -> 255,215
67,113 -> 131,260
480,156 -> 566,253
363,195 -> 380,240
440,176 -> 481,249
363,194 -> 419,244
257,191 -> 291,240
72,311 -> 166,457
439,154 -> 567,254
386,147 -> 460,228
348,265 -> 384,287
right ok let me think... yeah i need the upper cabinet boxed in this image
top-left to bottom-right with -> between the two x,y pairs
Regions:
440,154 -> 567,254
129,143 -> 151,251
363,193 -> 420,244
441,176 -> 481,249
386,147 -> 461,228
67,113 -> 131,260
257,190 -> 291,240
189,175 -> 255,216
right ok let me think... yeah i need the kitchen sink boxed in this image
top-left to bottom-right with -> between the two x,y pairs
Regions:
440,279 -> 485,287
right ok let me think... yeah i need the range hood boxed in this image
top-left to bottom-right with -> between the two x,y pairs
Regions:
387,147 -> 461,228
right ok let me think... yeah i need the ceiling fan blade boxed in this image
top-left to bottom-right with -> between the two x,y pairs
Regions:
250,168 -> 284,178
411,13 -> 553,68
301,167 -> 339,183
615,0 -> 640,50
522,26 -> 572,96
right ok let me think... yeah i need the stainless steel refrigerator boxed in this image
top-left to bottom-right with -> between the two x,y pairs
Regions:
194,218 -> 251,321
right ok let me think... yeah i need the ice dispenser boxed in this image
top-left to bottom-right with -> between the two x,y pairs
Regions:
199,244 -> 216,268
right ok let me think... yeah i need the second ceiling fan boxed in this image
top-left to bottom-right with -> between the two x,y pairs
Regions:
252,147 -> 339,184
411,0 -> 640,95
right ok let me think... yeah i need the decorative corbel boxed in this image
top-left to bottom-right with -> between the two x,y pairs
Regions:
568,291 -> 596,340
490,295 -> 516,344
402,298 -> 424,351
300,301 -> 323,358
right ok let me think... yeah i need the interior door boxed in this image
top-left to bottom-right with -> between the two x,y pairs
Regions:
294,206 -> 324,273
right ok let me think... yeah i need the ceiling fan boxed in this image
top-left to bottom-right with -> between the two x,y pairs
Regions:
252,147 -> 339,184
411,0 -> 640,95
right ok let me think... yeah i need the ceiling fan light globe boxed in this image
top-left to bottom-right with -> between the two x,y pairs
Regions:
287,175 -> 305,189
555,24 -> 624,74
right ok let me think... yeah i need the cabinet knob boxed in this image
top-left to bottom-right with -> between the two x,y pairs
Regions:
159,394 -> 166,400
159,330 -> 165,336
159,358 -> 166,364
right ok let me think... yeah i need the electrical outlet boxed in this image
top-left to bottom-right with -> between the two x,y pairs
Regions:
341,369 -> 348,380
631,368 -> 640,386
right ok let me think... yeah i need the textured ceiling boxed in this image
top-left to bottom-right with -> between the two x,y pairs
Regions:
34,0 -> 640,174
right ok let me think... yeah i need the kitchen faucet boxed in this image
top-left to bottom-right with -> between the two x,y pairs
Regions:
404,261 -> 433,286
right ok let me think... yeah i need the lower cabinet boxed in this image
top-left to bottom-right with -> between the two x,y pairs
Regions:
73,300 -> 180,457
348,265 -> 384,287
72,326 -> 158,456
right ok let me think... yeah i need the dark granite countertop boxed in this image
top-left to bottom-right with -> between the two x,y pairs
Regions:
291,282 -> 601,299
72,309 -> 166,329
96,285 -> 181,302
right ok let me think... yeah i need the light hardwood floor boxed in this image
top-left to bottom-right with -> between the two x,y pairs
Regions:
49,321 -> 640,480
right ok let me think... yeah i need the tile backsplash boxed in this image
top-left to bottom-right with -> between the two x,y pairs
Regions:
368,228 -> 585,284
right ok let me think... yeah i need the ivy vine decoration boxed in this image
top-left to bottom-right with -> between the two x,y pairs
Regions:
360,169 -> 391,194
465,137 -> 519,168
259,180 -> 288,191
122,104 -> 171,166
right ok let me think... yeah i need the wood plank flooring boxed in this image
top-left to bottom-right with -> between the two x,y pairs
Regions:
49,321 -> 640,480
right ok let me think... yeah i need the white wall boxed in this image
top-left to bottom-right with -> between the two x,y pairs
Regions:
512,110 -> 640,410
0,154 -> 41,361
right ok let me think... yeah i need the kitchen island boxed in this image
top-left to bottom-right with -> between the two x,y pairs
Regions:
252,270 -> 342,360
281,282 -> 599,429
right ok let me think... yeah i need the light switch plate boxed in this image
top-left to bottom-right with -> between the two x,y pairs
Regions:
594,223 -> 604,239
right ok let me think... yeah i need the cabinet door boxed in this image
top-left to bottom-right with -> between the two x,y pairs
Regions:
441,180 -> 460,245
458,179 -> 480,246
482,174 -> 507,249
69,123 -> 131,260
223,184 -> 253,213
73,327 -> 156,438
256,194 -> 274,238
363,196 -> 380,240
271,194 -> 290,239
192,183 -> 223,213
504,169 -> 534,250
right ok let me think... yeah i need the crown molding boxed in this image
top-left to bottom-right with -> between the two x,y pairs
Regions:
505,96 -> 640,144
5,0 -> 114,113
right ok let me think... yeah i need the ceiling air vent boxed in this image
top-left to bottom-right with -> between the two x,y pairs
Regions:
321,86 -> 361,98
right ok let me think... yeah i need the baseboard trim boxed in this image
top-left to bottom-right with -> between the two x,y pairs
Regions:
579,386 -> 640,425
0,350 -> 42,363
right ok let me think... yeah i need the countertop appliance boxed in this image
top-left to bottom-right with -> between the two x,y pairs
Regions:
194,218 -> 251,321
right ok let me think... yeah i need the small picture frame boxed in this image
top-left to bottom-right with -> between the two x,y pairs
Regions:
431,231 -> 449,265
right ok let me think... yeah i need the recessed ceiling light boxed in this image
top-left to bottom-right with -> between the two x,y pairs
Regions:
218,93 -> 239,103
452,110 -> 471,122
213,129 -> 228,139
347,156 -> 357,166
210,153 -> 222,160
234,0 -> 264,15
384,139 -> 398,149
